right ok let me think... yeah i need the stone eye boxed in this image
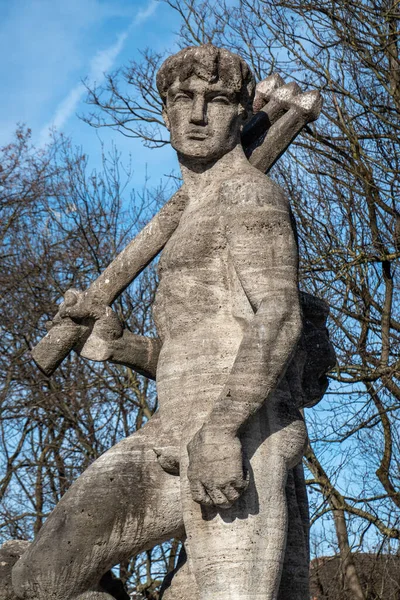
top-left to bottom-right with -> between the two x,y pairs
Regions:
210,95 -> 231,104
174,93 -> 191,102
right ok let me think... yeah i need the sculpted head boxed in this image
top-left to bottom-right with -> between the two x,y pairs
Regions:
157,45 -> 255,162
296,293 -> 336,408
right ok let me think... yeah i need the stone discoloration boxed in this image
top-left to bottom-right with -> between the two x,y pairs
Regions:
9,45 -> 334,600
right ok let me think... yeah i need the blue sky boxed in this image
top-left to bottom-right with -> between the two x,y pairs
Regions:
1,0 -> 181,188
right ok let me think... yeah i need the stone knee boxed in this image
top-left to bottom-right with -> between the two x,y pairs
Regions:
0,540 -> 30,600
12,558 -> 127,600
12,532 -> 95,600
12,557 -> 43,600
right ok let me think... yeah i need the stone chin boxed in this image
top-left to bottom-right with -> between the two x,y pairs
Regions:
172,136 -> 239,163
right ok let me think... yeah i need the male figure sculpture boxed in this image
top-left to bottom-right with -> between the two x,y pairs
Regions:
11,46 -> 335,600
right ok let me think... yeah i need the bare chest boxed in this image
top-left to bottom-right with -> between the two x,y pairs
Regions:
152,189 -> 253,341
158,197 -> 227,275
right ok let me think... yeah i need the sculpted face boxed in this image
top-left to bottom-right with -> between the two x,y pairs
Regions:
164,75 -> 244,162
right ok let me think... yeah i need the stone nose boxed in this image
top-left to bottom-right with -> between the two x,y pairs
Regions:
190,95 -> 207,125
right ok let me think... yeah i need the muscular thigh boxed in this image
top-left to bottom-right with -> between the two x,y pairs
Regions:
14,417 -> 183,597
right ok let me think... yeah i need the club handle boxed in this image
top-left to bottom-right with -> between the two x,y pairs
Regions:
31,319 -> 86,377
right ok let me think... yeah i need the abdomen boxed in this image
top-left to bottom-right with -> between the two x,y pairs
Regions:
156,315 -> 244,439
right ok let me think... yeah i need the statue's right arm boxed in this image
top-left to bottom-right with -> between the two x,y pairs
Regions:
107,332 -> 161,381
49,188 -> 188,379
59,301 -> 161,380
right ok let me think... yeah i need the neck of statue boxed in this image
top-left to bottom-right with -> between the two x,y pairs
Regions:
178,143 -> 247,194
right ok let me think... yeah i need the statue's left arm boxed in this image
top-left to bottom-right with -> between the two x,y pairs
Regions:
187,177 -> 302,507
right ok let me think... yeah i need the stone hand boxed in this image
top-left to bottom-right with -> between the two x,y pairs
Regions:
187,426 -> 249,509
49,288 -> 123,362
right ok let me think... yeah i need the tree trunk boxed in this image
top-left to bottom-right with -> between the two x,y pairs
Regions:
331,505 -> 365,600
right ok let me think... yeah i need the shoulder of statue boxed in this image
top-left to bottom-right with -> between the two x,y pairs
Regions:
219,168 -> 289,212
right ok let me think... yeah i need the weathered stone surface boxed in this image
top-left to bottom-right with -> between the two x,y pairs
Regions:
0,540 -> 130,600
11,44 -> 334,600
0,541 -> 29,600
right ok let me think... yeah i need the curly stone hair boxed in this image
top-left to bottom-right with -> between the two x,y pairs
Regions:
156,44 -> 256,119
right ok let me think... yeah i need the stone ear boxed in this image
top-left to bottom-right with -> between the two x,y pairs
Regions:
162,107 -> 171,131
237,105 -> 250,130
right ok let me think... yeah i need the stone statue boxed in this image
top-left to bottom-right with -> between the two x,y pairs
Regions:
7,45 -> 335,600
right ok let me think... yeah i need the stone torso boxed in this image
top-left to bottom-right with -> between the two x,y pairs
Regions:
154,181 -> 253,341
153,167 -> 270,439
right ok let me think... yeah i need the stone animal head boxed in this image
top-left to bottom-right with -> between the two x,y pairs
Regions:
156,44 -> 255,162
288,292 -> 337,409
300,294 -> 337,407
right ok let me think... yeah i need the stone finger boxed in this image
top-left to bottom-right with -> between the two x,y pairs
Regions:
204,486 -> 232,508
220,483 -> 242,503
59,303 -> 88,320
59,304 -> 81,319
63,288 -> 80,307
190,481 -> 213,505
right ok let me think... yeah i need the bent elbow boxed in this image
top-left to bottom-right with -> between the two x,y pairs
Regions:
276,294 -> 302,346
255,292 -> 302,345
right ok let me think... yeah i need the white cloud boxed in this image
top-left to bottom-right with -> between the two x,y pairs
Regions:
134,0 -> 158,25
38,0 -> 159,146
42,85 -> 86,134
89,30 -> 129,81
38,30 -> 128,146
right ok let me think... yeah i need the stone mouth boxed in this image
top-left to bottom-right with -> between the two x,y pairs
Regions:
187,130 -> 209,140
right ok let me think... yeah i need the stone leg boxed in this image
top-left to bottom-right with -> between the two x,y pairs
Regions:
293,461 -> 310,560
181,391 -> 307,600
277,464 -> 310,600
12,418 -> 183,600
159,546 -> 196,600
159,468 -> 310,600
